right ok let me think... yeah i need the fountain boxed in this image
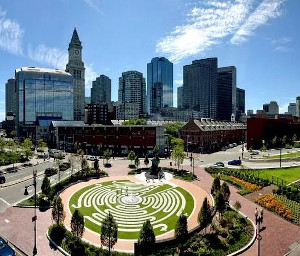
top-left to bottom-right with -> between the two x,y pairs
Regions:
121,193 -> 142,205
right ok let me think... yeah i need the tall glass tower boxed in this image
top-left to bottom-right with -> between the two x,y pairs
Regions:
147,57 -> 173,114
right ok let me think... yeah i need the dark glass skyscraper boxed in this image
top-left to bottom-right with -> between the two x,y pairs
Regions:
183,58 -> 218,119
147,57 -> 173,114
236,87 -> 245,120
91,75 -> 112,111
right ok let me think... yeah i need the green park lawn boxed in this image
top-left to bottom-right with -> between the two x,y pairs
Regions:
264,150 -> 300,159
69,180 -> 195,239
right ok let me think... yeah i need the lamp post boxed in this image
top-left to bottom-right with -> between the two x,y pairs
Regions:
255,208 -> 264,256
186,134 -> 189,157
190,153 -> 195,176
24,170 -> 37,255
242,142 -> 244,159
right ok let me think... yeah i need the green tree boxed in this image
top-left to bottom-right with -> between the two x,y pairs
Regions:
7,139 -> 18,167
153,145 -> 159,155
128,150 -> 136,165
37,139 -> 47,151
292,134 -> 298,143
100,212 -> 118,256
122,119 -> 147,125
21,138 -> 34,159
81,157 -> 88,171
0,138 -> 6,152
211,176 -> 221,195
175,214 -> 188,250
164,122 -> 184,138
71,209 -> 85,238
41,176 -> 51,196
220,182 -> 230,202
135,156 -> 140,168
172,144 -> 185,171
197,197 -> 212,234
171,137 -> 184,148
9,130 -> 16,138
68,236 -> 85,256
272,136 -> 278,147
103,149 -> 112,165
282,135 -> 288,145
233,201 -> 241,212
260,144 -> 267,152
138,220 -> 155,255
215,192 -> 226,219
68,154 -> 76,174
144,154 -> 149,167
52,197 -> 65,224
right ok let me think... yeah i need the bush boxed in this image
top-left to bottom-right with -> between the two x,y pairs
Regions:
128,170 -> 136,175
227,234 -> 235,244
49,224 -> 67,245
38,193 -> 50,207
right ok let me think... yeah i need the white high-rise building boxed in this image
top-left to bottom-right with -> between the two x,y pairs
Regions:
296,97 -> 300,117
66,28 -> 85,121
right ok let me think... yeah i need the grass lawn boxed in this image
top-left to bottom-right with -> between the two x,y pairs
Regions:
249,167 -> 300,184
69,180 -> 195,240
264,150 -> 300,159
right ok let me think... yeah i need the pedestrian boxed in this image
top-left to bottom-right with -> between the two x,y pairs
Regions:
126,186 -> 128,196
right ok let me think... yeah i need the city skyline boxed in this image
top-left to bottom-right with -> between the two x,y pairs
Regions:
0,0 -> 299,121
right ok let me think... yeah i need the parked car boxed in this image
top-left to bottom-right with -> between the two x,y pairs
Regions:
221,147 -> 227,151
0,175 -> 5,184
87,155 -> 97,161
229,144 -> 234,148
228,159 -> 242,165
0,236 -> 16,256
211,162 -> 225,168
6,167 -> 18,173
250,150 -> 259,155
59,162 -> 71,171
44,167 -> 58,177
233,143 -> 237,147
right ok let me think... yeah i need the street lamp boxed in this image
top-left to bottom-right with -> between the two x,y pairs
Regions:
189,153 -> 194,176
279,138 -> 282,168
255,208 -> 264,256
186,134 -> 189,157
24,170 -> 38,255
242,142 -> 244,159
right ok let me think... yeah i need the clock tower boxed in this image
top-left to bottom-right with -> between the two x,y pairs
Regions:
66,28 -> 85,121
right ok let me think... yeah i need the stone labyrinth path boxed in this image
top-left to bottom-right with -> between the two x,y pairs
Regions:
69,180 -> 195,239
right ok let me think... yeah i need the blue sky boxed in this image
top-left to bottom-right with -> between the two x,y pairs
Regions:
0,0 -> 299,122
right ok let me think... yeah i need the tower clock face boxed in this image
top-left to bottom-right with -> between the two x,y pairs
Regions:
75,49 -> 80,55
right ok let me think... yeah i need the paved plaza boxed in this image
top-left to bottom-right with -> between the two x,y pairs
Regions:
0,155 -> 300,255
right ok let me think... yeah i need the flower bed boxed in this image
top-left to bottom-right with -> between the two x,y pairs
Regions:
254,194 -> 293,221
230,176 -> 262,191
275,195 -> 300,226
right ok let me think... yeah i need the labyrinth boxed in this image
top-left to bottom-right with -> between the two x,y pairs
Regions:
69,180 -> 195,239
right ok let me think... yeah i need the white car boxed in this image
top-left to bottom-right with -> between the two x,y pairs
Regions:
87,155 -> 97,161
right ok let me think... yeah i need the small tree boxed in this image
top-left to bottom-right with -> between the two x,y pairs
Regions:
233,201 -> 241,212
71,209 -> 85,238
175,214 -> 188,251
292,134 -> 298,143
198,197 -> 212,234
94,158 -> 99,170
135,156 -> 140,168
260,145 -> 267,152
172,144 -> 185,171
138,220 -> 156,255
220,182 -> 230,202
37,138 -> 47,151
211,176 -> 221,195
52,197 -> 65,224
69,154 -> 76,175
144,154 -> 149,167
21,138 -> 34,160
153,145 -> 159,155
81,157 -> 88,171
103,149 -> 112,165
215,192 -> 226,219
41,176 -> 51,196
282,135 -> 288,145
128,150 -> 136,165
272,136 -> 277,147
100,212 -> 118,256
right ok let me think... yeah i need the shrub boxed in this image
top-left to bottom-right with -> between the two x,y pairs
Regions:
227,234 -> 235,244
49,224 -> 67,245
128,170 -> 136,175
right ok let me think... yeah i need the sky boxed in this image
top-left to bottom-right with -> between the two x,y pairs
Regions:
0,0 -> 299,122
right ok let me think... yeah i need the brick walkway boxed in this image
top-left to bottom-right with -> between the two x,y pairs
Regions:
1,158 -> 300,255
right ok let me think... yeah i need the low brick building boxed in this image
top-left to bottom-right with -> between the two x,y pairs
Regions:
49,121 -> 166,156
180,119 -> 246,153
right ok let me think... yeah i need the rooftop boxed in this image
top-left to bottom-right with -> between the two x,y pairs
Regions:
15,67 -> 72,76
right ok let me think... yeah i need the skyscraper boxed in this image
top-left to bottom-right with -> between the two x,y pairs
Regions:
118,71 -> 146,118
14,67 -> 73,127
236,87 -> 245,121
66,28 -> 85,121
217,66 -> 236,121
177,86 -> 183,110
288,103 -> 296,116
5,78 -> 17,117
91,75 -> 112,111
296,97 -> 300,117
147,57 -> 173,114
263,101 -> 279,115
183,58 -> 218,119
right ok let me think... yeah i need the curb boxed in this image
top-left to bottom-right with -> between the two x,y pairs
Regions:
46,232 -> 70,256
0,171 -> 45,188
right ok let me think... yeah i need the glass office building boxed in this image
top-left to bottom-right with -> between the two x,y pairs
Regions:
147,57 -> 173,114
15,67 -> 73,126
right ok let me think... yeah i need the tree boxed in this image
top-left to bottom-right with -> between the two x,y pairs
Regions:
135,156 -> 140,168
260,144 -> 267,152
282,135 -> 288,145
103,149 -> 112,165
172,144 -> 185,171
220,182 -> 230,202
100,212 -> 118,256
144,154 -> 149,167
138,220 -> 155,255
71,209 -> 85,238
94,158 -> 99,170
164,122 -> 184,139
272,136 -> 278,147
81,157 -> 88,171
233,201 -> 241,212
171,137 -> 184,148
0,138 -> 6,152
215,192 -> 226,219
7,139 -> 18,167
128,150 -> 136,165
21,138 -> 34,159
292,134 -> 298,143
175,214 -> 188,250
37,138 -> 47,151
153,145 -> 159,155
41,176 -> 51,196
211,176 -> 221,195
52,197 -> 65,225
197,197 -> 212,234
69,154 -> 76,174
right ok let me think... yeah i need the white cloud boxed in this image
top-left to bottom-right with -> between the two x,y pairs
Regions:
85,64 -> 98,89
279,102 -> 289,113
156,0 -> 286,62
231,0 -> 287,44
273,46 -> 289,52
82,0 -> 102,14
271,37 -> 291,44
0,8 -> 23,55
174,79 -> 183,86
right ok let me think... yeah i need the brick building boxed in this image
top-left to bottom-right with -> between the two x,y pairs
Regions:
180,119 -> 246,153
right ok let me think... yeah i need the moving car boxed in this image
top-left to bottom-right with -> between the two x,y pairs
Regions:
228,159 -> 242,165
0,175 -> 5,184
87,155 -> 97,161
211,162 -> 225,168
44,167 -> 58,177
0,237 -> 16,256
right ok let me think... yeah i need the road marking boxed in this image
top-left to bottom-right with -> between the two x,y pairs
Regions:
4,219 -> 10,223
0,198 -> 11,206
